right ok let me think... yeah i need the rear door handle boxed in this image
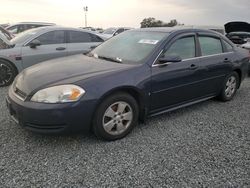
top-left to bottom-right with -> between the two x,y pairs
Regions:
56,47 -> 66,51
224,58 -> 231,63
189,64 -> 198,70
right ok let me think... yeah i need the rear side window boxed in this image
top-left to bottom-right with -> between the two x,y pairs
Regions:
35,31 -> 65,45
164,36 -> 196,59
199,36 -> 223,56
223,40 -> 234,52
68,31 -> 92,43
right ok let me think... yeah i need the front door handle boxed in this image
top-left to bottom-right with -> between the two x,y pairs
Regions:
56,47 -> 66,51
189,64 -> 198,70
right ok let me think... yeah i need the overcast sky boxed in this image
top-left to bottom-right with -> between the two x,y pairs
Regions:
0,0 -> 249,28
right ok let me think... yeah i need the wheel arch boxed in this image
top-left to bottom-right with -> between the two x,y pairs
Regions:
96,86 -> 148,122
0,57 -> 19,74
233,69 -> 242,88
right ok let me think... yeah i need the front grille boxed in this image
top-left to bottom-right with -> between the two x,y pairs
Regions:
13,87 -> 27,101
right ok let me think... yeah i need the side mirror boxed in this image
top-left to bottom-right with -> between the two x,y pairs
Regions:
158,55 -> 182,64
29,39 -> 41,48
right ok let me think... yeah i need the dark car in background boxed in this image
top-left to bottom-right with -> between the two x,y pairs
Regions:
225,22 -> 250,45
6,22 -> 55,35
6,28 -> 249,140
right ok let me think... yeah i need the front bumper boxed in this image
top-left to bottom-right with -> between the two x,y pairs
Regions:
6,88 -> 97,134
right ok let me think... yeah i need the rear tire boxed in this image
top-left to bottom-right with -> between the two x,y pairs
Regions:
218,72 -> 239,102
93,92 -> 139,141
0,59 -> 17,87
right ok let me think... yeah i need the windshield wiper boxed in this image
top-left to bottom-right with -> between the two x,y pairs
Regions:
98,56 -> 122,63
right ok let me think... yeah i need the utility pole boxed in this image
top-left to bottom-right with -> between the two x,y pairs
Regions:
83,6 -> 88,27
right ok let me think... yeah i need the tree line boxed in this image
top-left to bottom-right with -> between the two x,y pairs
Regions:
140,18 -> 183,28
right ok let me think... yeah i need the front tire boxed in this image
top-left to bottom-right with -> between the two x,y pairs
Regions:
93,92 -> 139,141
0,60 -> 17,87
218,72 -> 239,101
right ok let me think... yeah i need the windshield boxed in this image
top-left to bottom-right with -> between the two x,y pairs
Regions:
10,28 -> 40,44
90,31 -> 168,64
103,28 -> 116,35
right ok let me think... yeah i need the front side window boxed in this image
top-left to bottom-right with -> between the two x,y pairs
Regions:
35,31 -> 65,45
199,36 -> 223,56
68,31 -> 92,43
163,36 -> 196,60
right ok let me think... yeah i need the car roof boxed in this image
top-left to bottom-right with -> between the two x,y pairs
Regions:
132,27 -> 222,35
9,22 -> 55,25
24,26 -> 99,33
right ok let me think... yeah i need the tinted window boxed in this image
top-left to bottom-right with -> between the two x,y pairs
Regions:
89,33 -> 104,42
199,36 -> 222,56
26,24 -> 40,30
35,31 -> 65,45
18,25 -> 27,33
69,31 -> 92,43
164,36 -> 196,59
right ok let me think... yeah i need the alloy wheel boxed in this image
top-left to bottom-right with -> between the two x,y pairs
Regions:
102,101 -> 133,136
0,63 -> 13,86
225,76 -> 237,98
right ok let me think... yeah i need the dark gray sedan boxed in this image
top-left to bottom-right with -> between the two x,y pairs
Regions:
0,26 -> 105,86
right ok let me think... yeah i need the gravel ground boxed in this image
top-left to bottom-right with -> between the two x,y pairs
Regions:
0,78 -> 249,188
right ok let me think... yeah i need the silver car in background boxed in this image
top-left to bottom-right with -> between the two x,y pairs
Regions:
6,22 -> 55,35
0,26 -> 105,86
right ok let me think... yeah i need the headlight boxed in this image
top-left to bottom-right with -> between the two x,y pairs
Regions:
31,85 -> 85,103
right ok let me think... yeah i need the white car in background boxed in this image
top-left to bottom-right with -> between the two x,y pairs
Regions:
101,27 -> 132,39
241,38 -> 250,50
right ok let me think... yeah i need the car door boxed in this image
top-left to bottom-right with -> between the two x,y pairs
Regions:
150,33 -> 210,113
195,34 -> 235,94
66,30 -> 103,56
21,30 -> 68,69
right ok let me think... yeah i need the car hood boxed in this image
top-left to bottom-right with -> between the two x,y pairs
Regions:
225,22 -> 250,33
15,54 -> 134,95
